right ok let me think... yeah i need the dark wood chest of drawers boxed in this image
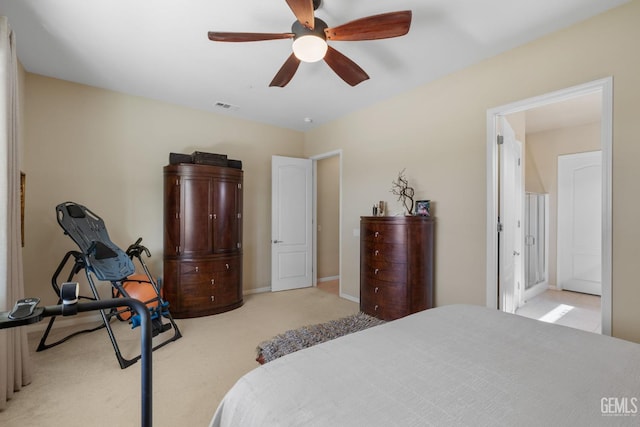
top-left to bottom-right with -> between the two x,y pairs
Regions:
360,216 -> 434,321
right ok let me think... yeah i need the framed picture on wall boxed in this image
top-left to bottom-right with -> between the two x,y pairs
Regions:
415,200 -> 430,216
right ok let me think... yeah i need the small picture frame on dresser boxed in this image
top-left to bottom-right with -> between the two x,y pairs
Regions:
415,200 -> 430,216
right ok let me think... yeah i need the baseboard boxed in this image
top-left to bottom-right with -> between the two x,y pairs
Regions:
243,286 -> 271,295
340,292 -> 359,304
317,275 -> 339,283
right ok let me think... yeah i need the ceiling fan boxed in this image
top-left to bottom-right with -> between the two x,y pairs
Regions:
207,0 -> 412,87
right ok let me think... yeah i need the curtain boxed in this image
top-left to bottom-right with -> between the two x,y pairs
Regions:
0,16 -> 31,410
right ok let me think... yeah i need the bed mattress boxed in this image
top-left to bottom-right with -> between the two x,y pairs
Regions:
210,304 -> 640,426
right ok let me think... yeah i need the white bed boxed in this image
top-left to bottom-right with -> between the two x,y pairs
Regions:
210,305 -> 640,426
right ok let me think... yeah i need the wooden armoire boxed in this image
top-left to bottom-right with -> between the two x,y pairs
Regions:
163,163 -> 243,318
360,216 -> 434,321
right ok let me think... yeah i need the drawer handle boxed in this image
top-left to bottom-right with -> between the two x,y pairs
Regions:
374,231 -> 379,238
225,263 -> 229,270
374,268 -> 379,275
195,266 -> 199,273
211,296 -> 215,302
375,287 -> 379,294
211,279 -> 215,285
374,305 -> 379,311
374,250 -> 379,256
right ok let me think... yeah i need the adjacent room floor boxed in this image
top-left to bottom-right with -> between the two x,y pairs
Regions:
317,278 -> 339,296
515,289 -> 601,334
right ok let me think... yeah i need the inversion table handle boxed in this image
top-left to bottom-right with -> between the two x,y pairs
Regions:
0,289 -> 153,427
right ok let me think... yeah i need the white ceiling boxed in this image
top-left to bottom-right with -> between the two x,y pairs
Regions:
0,0 -> 628,131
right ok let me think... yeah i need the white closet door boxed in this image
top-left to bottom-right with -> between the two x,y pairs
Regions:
557,151 -> 602,296
271,155 -> 313,292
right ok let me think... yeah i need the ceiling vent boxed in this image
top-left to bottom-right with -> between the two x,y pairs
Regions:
214,101 -> 239,111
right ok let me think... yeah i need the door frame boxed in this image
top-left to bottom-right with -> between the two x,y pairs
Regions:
485,77 -> 613,335
310,149 -> 343,297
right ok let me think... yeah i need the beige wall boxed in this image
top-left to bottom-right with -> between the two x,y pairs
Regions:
316,155 -> 339,279
524,143 -> 545,194
526,122 -> 601,288
305,0 -> 640,342
23,75 -> 304,303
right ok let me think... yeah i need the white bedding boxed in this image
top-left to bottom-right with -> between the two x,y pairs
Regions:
210,305 -> 640,426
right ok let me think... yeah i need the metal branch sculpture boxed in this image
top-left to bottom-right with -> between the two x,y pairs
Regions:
390,169 -> 415,215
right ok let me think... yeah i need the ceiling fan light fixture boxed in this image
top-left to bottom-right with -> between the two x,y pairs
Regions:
208,6 -> 411,87
292,35 -> 328,62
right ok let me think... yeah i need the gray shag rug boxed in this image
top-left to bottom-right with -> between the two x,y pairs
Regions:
256,312 -> 385,364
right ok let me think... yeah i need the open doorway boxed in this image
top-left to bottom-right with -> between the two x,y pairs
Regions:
312,151 -> 341,297
486,78 -> 612,335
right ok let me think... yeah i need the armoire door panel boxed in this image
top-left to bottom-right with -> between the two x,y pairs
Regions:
164,174 -> 181,255
181,177 -> 212,254
213,179 -> 239,253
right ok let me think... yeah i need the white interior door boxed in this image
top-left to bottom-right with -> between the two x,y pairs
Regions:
557,151 -> 602,295
499,117 -> 524,313
271,155 -> 313,292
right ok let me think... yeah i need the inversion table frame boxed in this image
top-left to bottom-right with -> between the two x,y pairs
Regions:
1,283 -> 154,427
37,201 -> 182,369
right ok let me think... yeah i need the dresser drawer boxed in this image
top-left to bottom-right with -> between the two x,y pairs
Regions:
180,272 -> 240,309
179,257 -> 239,280
363,260 -> 407,283
362,279 -> 406,302
361,281 -> 407,320
361,224 -> 406,244
174,256 -> 241,309
360,289 -> 382,317
211,256 -> 240,273
362,241 -> 408,263
179,268 -> 239,286
180,261 -> 212,276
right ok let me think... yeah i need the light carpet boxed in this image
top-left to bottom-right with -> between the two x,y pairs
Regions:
0,287 -> 358,427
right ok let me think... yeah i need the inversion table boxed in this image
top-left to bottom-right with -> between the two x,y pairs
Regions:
37,201 -> 182,368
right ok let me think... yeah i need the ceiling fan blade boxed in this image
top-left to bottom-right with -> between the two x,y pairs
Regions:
323,46 -> 369,87
325,10 -> 412,41
208,32 -> 294,42
269,53 -> 302,87
285,0 -> 315,30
